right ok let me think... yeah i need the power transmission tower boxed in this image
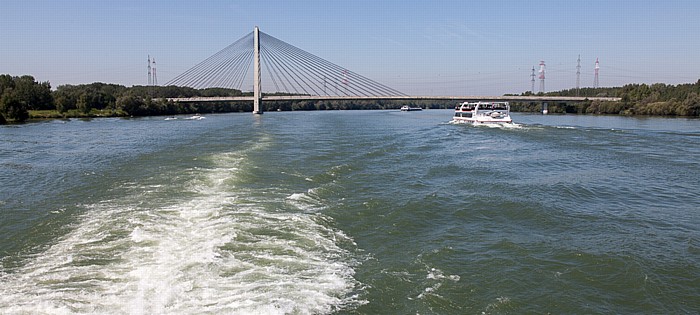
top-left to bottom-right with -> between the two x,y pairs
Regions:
576,55 -> 581,96
148,55 -> 152,86
594,58 -> 600,88
152,58 -> 158,86
538,61 -> 546,93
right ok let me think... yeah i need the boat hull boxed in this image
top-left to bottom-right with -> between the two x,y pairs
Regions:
451,116 -> 512,124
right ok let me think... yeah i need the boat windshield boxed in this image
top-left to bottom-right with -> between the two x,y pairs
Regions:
476,103 -> 508,110
458,102 -> 508,111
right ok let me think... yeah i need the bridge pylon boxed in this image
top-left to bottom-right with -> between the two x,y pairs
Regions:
253,26 -> 263,114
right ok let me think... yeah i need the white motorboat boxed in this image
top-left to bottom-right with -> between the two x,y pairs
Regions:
185,114 -> 205,120
400,105 -> 422,111
452,101 -> 513,124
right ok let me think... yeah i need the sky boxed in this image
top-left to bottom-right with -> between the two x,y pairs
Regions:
1,0 -> 699,96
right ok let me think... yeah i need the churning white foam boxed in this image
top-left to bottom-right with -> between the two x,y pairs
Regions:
286,188 -> 328,213
416,267 -> 461,300
0,150 -> 362,314
449,120 -> 524,129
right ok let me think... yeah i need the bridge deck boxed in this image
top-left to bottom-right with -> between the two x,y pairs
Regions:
167,95 -> 621,102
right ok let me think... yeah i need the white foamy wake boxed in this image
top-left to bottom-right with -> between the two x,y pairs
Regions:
286,188 -> 328,212
448,120 -> 525,129
0,150 -> 362,314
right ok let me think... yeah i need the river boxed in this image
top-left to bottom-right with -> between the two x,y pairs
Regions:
1,110 -> 698,314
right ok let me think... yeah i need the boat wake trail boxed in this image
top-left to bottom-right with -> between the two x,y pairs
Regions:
448,120 -> 525,129
0,148 -> 363,314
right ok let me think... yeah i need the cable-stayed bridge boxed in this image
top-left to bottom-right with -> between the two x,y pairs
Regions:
166,27 -> 619,113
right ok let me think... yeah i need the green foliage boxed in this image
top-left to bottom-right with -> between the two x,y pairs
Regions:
115,94 -> 144,116
200,87 -> 243,97
522,79 -> 700,116
0,74 -> 53,122
3,72 -> 700,122
0,74 -> 13,94
0,88 -> 30,122
53,82 -> 124,112
76,93 -> 91,114
54,94 -> 70,113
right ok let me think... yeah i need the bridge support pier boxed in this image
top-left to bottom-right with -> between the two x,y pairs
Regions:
253,26 -> 263,114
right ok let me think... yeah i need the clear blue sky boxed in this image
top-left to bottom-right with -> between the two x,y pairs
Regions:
1,0 -> 699,95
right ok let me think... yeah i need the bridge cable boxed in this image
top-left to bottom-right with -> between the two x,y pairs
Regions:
166,29 -> 405,97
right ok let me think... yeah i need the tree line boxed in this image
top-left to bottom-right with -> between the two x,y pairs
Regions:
2,73 -> 700,123
0,75 -> 52,123
0,74 -> 450,123
0,74 -> 252,123
513,80 -> 700,116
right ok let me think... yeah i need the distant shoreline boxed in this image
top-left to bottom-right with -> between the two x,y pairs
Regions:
3,74 -> 700,124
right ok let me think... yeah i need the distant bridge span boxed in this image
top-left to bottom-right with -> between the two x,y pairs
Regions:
167,95 -> 621,103
165,27 -> 621,113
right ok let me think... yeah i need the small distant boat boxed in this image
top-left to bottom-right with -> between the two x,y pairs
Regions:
400,105 -> 422,111
164,117 -> 177,121
185,114 -> 205,120
452,101 -> 513,124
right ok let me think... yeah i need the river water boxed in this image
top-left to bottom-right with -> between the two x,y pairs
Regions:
1,110 -> 698,314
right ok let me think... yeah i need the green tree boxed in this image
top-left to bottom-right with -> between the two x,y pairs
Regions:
34,81 -> 54,110
0,74 -> 13,96
54,94 -> 69,113
0,88 -> 29,122
116,94 -> 144,116
76,93 -> 91,114
13,75 -> 53,110
680,92 -> 700,116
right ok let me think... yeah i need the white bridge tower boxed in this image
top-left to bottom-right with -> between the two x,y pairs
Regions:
253,26 -> 263,114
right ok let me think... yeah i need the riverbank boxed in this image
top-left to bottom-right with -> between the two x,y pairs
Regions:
29,109 -> 129,120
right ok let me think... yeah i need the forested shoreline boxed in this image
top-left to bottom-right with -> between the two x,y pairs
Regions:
1,74 -> 699,124
512,82 -> 700,116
